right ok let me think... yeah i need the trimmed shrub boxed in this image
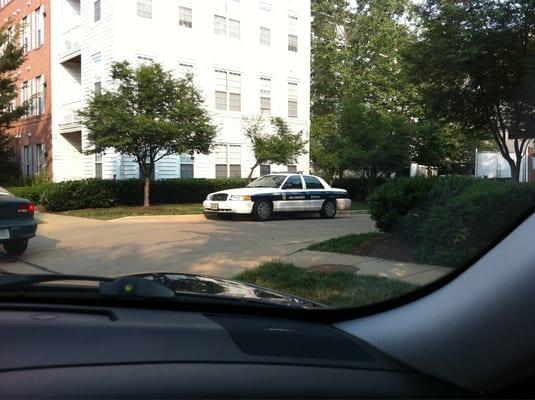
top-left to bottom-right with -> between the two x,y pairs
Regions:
40,180 -> 116,211
7,184 -> 53,204
332,177 -> 387,201
414,181 -> 535,267
367,177 -> 438,232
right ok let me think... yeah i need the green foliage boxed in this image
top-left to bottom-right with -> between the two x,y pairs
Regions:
332,177 -> 386,201
234,261 -> 417,308
79,61 -> 217,205
40,180 -> 117,211
11,178 -> 249,211
408,0 -> 535,180
414,182 -> 535,267
243,116 -> 306,180
368,177 -> 438,232
308,233 -> 383,254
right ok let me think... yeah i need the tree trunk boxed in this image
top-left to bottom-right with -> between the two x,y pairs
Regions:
247,162 -> 259,184
143,176 -> 150,207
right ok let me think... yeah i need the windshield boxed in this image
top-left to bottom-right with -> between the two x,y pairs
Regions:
247,175 -> 287,188
0,0 -> 533,313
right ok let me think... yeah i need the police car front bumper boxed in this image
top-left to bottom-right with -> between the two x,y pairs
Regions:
203,200 -> 254,215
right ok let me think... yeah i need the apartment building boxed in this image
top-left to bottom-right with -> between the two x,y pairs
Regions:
48,0 -> 311,182
0,0 -> 50,178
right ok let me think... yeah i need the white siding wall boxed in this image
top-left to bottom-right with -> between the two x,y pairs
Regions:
52,0 -> 311,181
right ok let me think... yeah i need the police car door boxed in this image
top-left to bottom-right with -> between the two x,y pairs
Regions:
276,175 -> 307,212
303,175 -> 327,211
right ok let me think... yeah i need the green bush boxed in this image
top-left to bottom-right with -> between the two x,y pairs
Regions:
40,180 -> 117,211
414,181 -> 535,267
7,184 -> 53,204
368,177 -> 438,232
332,177 -> 387,201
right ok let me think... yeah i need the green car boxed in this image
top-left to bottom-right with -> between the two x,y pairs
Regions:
0,186 -> 38,256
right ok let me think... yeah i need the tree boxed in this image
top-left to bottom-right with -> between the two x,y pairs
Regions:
0,21 -> 28,181
80,61 -> 217,206
409,0 -> 535,181
243,116 -> 307,182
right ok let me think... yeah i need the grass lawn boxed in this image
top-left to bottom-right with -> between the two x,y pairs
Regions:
234,261 -> 417,308
61,204 -> 203,220
350,201 -> 368,210
308,232 -> 383,254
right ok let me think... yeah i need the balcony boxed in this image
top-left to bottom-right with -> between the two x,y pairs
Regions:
59,25 -> 81,62
58,101 -> 82,133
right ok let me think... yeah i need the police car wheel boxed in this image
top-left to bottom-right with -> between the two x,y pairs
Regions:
320,200 -> 337,219
253,200 -> 273,221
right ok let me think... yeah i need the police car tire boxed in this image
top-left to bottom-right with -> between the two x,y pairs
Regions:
320,200 -> 337,219
253,200 -> 273,221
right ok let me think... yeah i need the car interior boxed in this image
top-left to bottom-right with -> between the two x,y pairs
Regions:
0,211 -> 533,398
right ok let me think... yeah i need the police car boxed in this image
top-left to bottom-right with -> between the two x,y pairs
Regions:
203,173 -> 351,221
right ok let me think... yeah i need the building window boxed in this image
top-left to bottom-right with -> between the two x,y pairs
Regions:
260,164 -> 271,176
36,144 -> 45,172
215,70 -> 241,112
178,62 -> 194,79
214,15 -> 226,35
137,55 -> 154,66
94,0 -> 101,22
287,165 -> 298,173
23,145 -> 34,177
21,16 -> 30,53
260,27 -> 270,46
35,75 -> 45,115
215,144 -> 241,178
36,6 -> 45,47
228,19 -> 240,39
179,6 -> 192,28
288,82 -> 298,118
137,0 -> 152,19
95,153 -> 103,179
260,77 -> 271,115
92,54 -> 102,94
180,155 -> 194,178
288,34 -> 298,52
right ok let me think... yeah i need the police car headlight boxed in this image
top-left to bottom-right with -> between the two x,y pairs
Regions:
229,195 -> 251,201
206,194 -> 212,201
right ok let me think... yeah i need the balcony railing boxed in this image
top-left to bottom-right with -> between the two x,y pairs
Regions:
59,101 -> 82,133
60,25 -> 81,61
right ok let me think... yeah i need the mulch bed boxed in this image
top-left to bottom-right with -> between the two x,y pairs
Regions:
353,234 -> 418,264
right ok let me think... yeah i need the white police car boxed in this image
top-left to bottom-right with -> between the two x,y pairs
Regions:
203,173 -> 351,221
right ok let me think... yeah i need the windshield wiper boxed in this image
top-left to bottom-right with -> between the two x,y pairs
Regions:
0,274 -> 175,299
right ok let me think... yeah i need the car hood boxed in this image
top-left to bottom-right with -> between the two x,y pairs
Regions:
211,187 -> 278,196
121,272 -> 327,309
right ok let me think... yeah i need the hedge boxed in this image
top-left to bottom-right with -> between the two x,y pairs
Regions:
9,178 -> 250,211
333,177 -> 387,201
367,176 -> 535,267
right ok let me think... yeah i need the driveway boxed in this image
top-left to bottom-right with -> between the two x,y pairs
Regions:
0,212 -> 376,278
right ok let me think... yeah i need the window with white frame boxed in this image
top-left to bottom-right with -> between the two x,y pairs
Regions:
288,34 -> 298,52
215,70 -> 241,112
137,0 -> 152,19
92,54 -> 102,93
178,62 -> 194,79
180,154 -> 194,178
260,26 -> 270,46
19,7 -> 46,53
288,15 -> 298,52
137,55 -> 154,66
288,82 -> 298,118
215,144 -> 241,178
214,15 -> 226,35
36,6 -> 45,47
260,164 -> 271,176
179,6 -> 192,28
35,75 -> 45,115
95,153 -> 103,179
36,143 -> 45,172
23,145 -> 33,177
21,16 -> 30,53
228,18 -> 240,39
260,77 -> 271,115
94,0 -> 101,22
21,81 -> 29,117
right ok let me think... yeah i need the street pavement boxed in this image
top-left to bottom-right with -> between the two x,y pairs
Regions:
0,212 -> 377,278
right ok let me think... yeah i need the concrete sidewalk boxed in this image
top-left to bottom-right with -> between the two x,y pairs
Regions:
281,250 -> 451,285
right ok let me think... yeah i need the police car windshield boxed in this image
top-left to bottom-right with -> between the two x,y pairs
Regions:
247,175 -> 287,188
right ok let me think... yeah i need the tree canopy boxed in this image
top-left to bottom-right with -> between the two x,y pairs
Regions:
243,116 -> 307,181
80,61 -> 217,205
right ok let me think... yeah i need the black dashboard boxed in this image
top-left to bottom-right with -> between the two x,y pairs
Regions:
0,303 -> 467,398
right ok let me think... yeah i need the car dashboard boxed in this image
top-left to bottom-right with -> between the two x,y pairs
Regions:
0,302 -> 468,398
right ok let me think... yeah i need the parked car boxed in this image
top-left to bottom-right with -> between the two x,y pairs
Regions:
203,173 -> 351,221
0,186 -> 37,256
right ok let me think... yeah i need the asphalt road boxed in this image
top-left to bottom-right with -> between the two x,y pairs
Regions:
0,212 -> 375,278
